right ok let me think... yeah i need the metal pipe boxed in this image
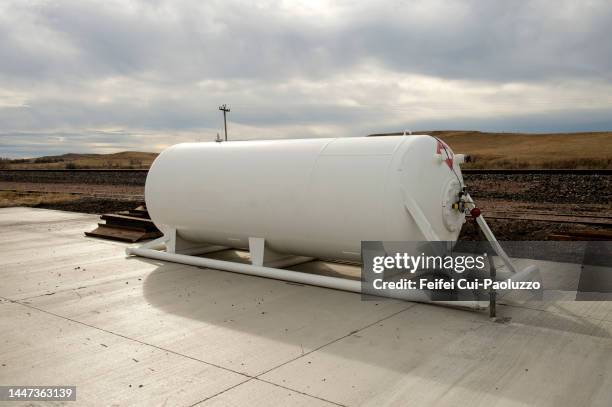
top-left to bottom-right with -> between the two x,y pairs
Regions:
127,246 -> 486,310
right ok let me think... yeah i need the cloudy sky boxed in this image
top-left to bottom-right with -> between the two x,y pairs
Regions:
1,0 -> 611,157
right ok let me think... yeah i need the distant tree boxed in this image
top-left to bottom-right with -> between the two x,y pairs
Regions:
65,162 -> 77,169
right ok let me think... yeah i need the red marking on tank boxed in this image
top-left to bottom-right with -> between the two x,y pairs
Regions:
436,140 -> 454,169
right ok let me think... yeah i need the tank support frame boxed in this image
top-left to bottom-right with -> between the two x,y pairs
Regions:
127,233 -> 489,311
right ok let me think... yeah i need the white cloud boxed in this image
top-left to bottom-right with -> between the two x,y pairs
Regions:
0,0 -> 611,157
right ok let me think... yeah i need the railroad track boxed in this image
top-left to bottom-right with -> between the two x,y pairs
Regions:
1,168 -> 611,175
0,188 -> 144,201
497,209 -> 612,219
473,211 -> 612,227
462,169 -> 612,175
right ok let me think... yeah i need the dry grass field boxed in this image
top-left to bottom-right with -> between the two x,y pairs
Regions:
433,131 -> 612,169
1,131 -> 611,169
1,151 -> 157,169
0,191 -> 79,207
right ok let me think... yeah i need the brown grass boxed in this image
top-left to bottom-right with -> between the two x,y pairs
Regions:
3,151 -> 157,170
0,191 -> 80,207
431,131 -> 612,169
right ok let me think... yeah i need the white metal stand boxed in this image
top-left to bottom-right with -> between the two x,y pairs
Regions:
127,233 -> 488,310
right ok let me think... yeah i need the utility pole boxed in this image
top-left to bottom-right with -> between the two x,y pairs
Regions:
218,104 -> 230,141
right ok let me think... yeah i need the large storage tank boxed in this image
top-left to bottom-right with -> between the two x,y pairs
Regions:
145,135 -> 466,262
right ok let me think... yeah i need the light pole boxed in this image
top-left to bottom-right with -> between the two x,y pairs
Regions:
218,104 -> 230,141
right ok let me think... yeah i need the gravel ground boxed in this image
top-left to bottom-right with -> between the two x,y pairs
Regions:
457,217 -> 605,240
0,181 -> 144,197
0,170 -> 147,186
463,173 -> 612,204
460,174 -> 612,239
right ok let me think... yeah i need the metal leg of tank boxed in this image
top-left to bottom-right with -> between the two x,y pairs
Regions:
126,231 -> 227,257
129,235 -> 168,252
164,228 -> 226,255
248,237 -> 314,268
487,248 -> 497,318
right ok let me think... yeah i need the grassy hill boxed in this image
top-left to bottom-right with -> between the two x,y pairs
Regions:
433,131 -> 612,169
369,131 -> 612,169
2,131 -> 611,169
2,151 -> 158,169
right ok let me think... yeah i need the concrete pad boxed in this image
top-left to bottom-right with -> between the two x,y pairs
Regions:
0,207 -> 91,226
501,257 -> 612,322
0,210 -> 166,300
0,301 -> 246,406
2,254 -> 184,300
196,379 -> 337,406
261,304 -> 612,407
2,208 -> 612,407
26,259 -> 411,376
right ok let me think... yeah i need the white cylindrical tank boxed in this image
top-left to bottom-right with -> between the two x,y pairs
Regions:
145,135 -> 466,262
